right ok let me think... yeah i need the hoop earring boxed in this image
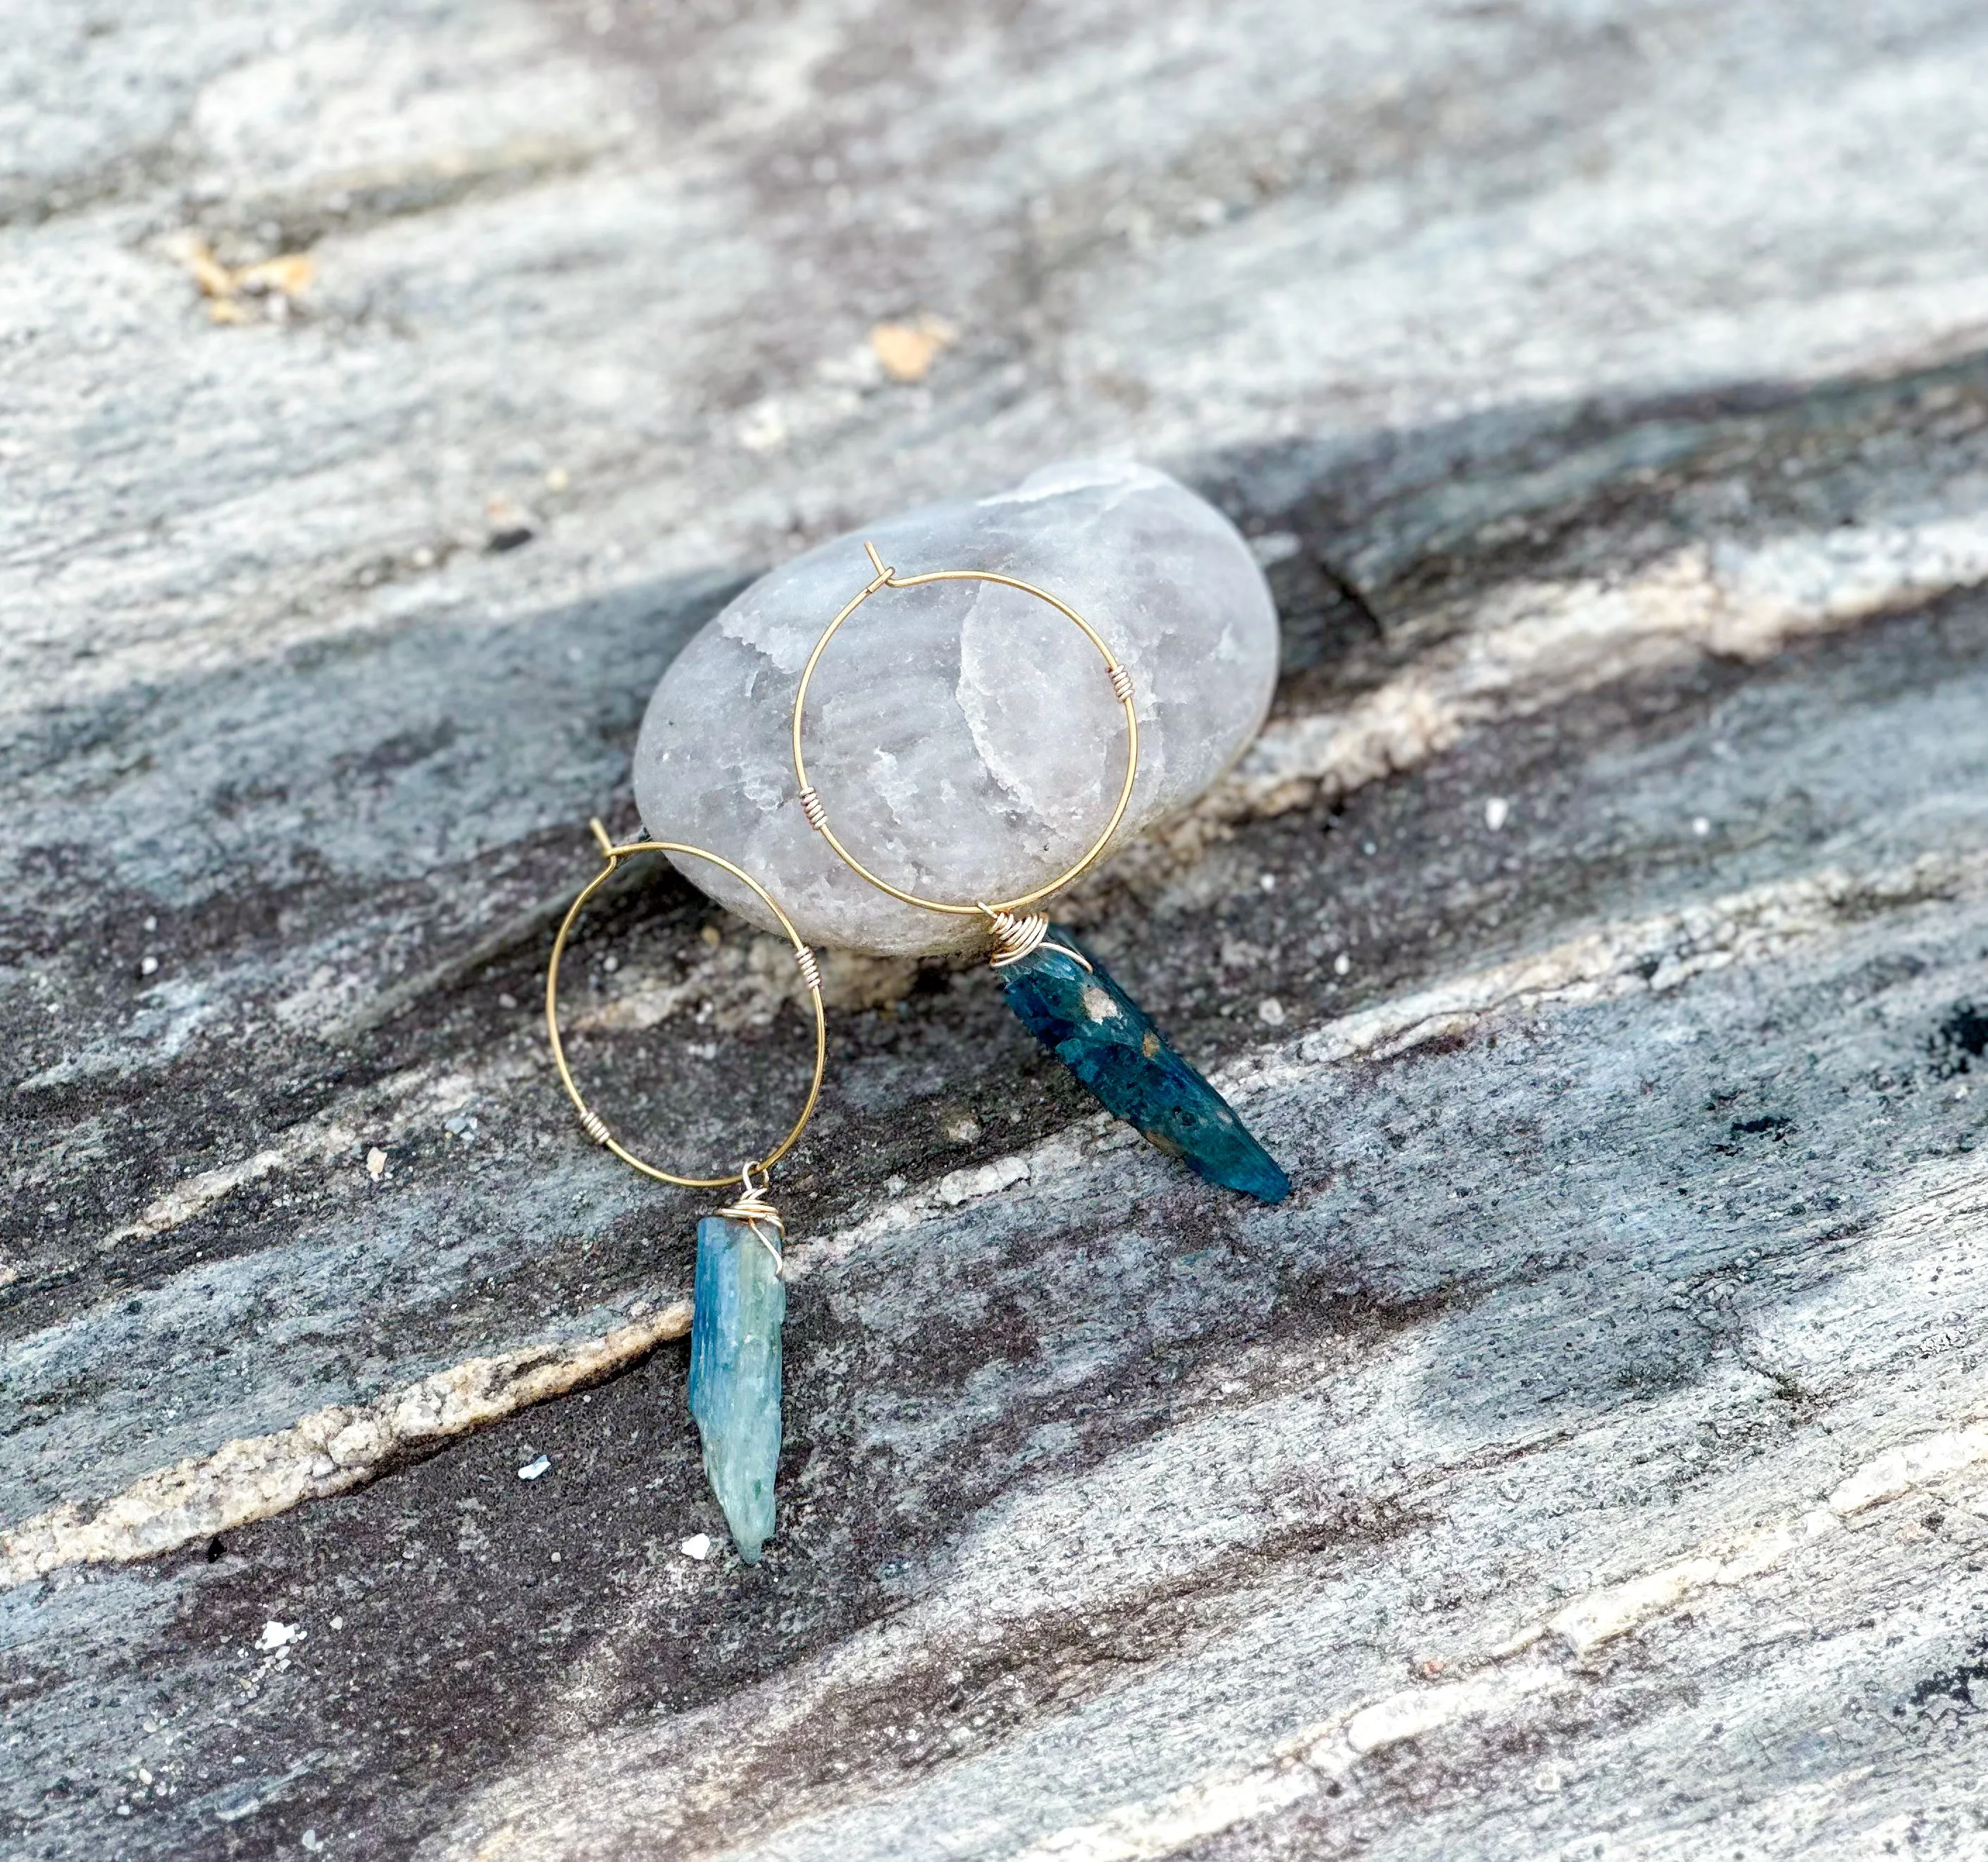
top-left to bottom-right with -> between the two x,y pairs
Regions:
791,544 -> 1288,1204
546,819 -> 828,1563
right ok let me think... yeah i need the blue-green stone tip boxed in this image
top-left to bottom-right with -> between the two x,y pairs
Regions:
688,1214 -> 785,1563
1000,928 -> 1291,1204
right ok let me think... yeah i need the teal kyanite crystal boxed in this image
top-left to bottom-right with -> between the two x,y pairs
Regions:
687,1214 -> 785,1563
999,926 -> 1291,1204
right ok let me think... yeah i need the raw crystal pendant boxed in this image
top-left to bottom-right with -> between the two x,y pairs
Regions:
998,925 -> 1290,1203
686,1214 -> 785,1562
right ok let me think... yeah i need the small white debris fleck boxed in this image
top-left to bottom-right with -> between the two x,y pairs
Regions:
517,1454 -> 552,1481
137,1768 -> 152,1785
142,914 -> 158,932
1248,530 -> 1302,566
139,955 -> 160,976
1257,998 -> 1286,1027
365,1148 -> 387,1180
302,1830 -> 324,1853
1956,1083 -> 1971,1100
549,1551 -> 561,1563
497,992 -> 518,1010
1258,872 -> 1276,893
1334,953 -> 1352,976
679,1533 -> 714,1560
1691,816 -> 1711,838
329,1617 -> 343,1630
738,399 -> 788,454
254,1620 -> 301,1653
602,955 -> 619,974
1484,797 -> 1510,832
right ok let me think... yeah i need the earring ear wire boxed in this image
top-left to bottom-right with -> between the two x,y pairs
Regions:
545,821 -> 826,1188
790,540 -> 1140,952
786,547 -> 1291,1206
545,821 -> 828,1565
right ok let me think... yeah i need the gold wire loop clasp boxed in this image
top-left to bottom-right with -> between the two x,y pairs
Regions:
545,827 -> 827,1193
790,542 -> 1141,935
981,906 -> 1092,973
716,1159 -> 788,1275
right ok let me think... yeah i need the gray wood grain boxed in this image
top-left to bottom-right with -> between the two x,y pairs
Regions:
6,1 -> 1988,1857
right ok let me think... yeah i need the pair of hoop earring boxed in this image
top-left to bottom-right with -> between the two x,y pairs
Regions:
546,544 -> 1288,1563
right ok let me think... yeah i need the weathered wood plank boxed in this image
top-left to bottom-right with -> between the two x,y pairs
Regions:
6,1 -> 1988,1858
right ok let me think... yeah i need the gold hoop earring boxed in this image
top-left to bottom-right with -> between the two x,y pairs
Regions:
546,818 -> 827,1562
791,540 -> 1139,950
791,545 -> 1288,1204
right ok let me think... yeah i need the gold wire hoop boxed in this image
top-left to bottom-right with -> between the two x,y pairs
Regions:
790,541 -> 1140,919
545,820 -> 827,1191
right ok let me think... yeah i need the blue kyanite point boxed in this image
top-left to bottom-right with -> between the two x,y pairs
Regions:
999,926 -> 1291,1204
687,1213 -> 785,1563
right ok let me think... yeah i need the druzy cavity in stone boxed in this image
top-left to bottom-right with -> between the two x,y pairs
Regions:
1000,927 -> 1290,1203
687,1214 -> 785,1563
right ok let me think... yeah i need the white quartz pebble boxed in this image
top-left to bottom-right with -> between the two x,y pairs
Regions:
633,459 -> 1279,955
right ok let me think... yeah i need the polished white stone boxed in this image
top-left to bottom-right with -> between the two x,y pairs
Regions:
632,459 -> 1279,955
